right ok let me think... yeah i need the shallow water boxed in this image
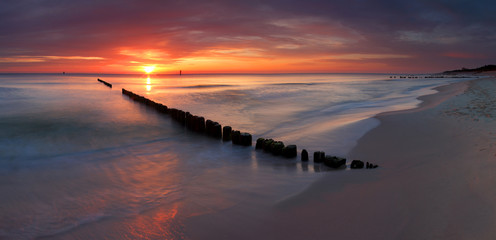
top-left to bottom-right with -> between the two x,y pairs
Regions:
0,73 -> 473,239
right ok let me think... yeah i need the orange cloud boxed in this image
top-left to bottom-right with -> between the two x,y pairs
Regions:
1,1 -> 494,74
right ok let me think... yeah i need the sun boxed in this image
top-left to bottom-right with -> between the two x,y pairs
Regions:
143,65 -> 156,74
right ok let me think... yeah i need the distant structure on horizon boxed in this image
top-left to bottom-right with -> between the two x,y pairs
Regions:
180,70 -> 182,75
443,64 -> 496,74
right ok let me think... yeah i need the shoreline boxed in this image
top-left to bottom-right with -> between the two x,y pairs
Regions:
278,75 -> 496,239
376,78 -> 471,117
186,75 -> 496,239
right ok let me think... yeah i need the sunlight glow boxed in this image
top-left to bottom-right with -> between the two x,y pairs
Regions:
146,76 -> 152,91
143,65 -> 156,74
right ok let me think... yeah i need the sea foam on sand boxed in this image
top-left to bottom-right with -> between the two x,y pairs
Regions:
186,76 -> 496,240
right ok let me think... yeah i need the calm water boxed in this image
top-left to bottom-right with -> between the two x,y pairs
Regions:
0,73 -> 472,239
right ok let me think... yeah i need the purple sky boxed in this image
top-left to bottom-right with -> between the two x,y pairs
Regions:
1,0 -> 495,73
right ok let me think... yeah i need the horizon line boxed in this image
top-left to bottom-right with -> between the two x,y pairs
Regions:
0,71 -> 443,76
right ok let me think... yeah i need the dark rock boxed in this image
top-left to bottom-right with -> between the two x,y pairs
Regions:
301,149 -> 309,162
282,145 -> 297,158
324,156 -> 346,169
350,160 -> 364,169
222,126 -> 232,141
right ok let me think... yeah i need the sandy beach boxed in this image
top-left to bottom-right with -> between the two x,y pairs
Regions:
186,76 -> 496,239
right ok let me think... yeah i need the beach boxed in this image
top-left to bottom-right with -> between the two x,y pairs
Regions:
2,0 -> 495,238
0,73 -> 492,239
186,76 -> 496,240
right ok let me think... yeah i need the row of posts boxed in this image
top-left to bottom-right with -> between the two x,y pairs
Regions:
97,78 -> 112,88
121,88 -> 253,147
113,81 -> 379,170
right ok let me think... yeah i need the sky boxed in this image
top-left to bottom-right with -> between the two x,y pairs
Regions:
0,0 -> 495,74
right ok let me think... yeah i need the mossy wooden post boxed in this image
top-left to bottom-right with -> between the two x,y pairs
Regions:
256,138 -> 265,149
263,139 -> 274,152
271,141 -> 284,155
282,145 -> 297,158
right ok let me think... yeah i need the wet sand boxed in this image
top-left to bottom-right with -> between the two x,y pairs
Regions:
187,76 -> 496,239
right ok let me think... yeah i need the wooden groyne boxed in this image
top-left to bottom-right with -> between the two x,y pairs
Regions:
97,78 -> 112,88
120,87 -> 378,170
122,88 -> 253,147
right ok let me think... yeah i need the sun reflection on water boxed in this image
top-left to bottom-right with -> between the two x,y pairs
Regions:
125,203 -> 185,239
146,76 -> 152,91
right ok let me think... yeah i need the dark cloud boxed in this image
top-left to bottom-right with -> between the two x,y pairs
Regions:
0,0 -> 495,73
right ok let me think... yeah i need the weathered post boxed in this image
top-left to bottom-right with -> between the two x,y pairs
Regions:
271,141 -> 284,155
231,130 -> 241,144
256,138 -> 265,149
350,160 -> 364,169
263,139 -> 274,152
324,155 -> 346,169
212,122 -> 222,139
313,151 -> 325,163
222,126 -> 232,141
301,149 -> 309,161
282,145 -> 297,158
240,133 -> 252,146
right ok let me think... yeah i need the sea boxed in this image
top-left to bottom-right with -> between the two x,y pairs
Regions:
0,73 -> 475,239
